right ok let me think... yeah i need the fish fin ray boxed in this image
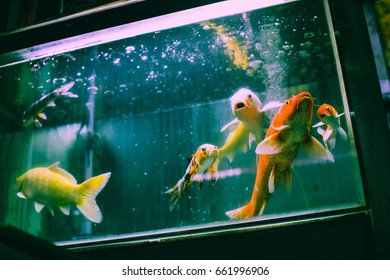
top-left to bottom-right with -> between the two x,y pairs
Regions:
17,192 -> 27,199
312,121 -> 324,128
48,162 -> 77,184
59,205 -> 71,216
77,172 -> 111,223
268,167 -> 275,194
255,131 -> 283,155
338,127 -> 348,140
302,135 -> 334,162
261,101 -> 283,112
35,202 -> 45,213
220,118 -> 239,132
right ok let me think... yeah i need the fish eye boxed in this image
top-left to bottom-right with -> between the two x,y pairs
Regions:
201,147 -> 207,153
248,94 -> 252,99
285,100 -> 290,105
326,106 -> 330,111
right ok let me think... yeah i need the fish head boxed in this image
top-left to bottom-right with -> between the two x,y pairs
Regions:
229,88 -> 262,122
196,144 -> 219,161
273,92 -> 314,131
317,103 -> 337,119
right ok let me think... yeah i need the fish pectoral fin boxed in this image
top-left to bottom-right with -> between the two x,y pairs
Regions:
17,192 -> 27,199
221,118 -> 240,132
34,202 -> 45,213
47,101 -> 56,107
329,138 -> 336,150
312,121 -> 324,128
317,127 -> 325,136
337,112 -> 345,118
338,127 -> 348,140
59,205 -> 71,216
62,92 -> 79,98
261,101 -> 284,112
38,113 -> 47,120
255,131 -> 283,155
302,135 -> 334,162
322,129 -> 333,142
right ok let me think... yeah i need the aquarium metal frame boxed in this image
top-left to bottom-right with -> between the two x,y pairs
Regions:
1,0 -> 389,258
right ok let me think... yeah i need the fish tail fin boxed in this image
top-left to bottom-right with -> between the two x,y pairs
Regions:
226,200 -> 267,219
77,172 -> 111,223
165,178 -> 189,211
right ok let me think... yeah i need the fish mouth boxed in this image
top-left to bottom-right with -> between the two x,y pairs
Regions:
208,147 -> 219,157
235,102 -> 246,110
297,92 -> 313,108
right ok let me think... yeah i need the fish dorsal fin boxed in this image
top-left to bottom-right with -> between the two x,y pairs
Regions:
302,135 -> 334,162
221,118 -> 240,132
59,205 -> 71,216
338,127 -> 348,140
48,162 -> 77,184
17,192 -> 27,199
261,101 -> 284,112
312,121 -> 324,128
255,131 -> 284,155
35,202 -> 45,213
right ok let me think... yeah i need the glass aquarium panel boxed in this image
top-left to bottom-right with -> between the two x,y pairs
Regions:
0,0 -> 365,244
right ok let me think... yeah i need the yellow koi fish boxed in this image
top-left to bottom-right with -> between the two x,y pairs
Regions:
226,92 -> 331,219
220,88 -> 283,161
313,103 -> 347,150
15,162 -> 111,223
201,21 -> 249,70
166,144 -> 219,211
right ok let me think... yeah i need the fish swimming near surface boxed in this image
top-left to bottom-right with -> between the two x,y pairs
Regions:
312,103 -> 347,151
220,88 -> 283,162
15,162 -> 111,223
22,81 -> 77,128
226,92 -> 332,219
166,144 -> 219,211
201,21 -> 249,71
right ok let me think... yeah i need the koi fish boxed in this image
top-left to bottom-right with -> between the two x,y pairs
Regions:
312,103 -> 347,150
15,162 -> 111,223
226,92 -> 332,219
201,21 -> 249,70
166,144 -> 219,211
220,88 -> 283,161
22,81 -> 77,128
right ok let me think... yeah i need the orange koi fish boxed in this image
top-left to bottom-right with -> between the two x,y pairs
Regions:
220,88 -> 282,161
166,144 -> 219,211
312,103 -> 347,150
226,92 -> 332,219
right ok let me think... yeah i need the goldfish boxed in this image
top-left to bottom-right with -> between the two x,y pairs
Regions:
312,103 -> 347,150
226,92 -> 332,219
201,21 -> 249,70
166,144 -> 219,211
220,88 -> 283,161
22,81 -> 77,128
15,162 -> 111,223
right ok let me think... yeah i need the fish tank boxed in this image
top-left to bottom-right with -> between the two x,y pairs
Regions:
0,0 -> 366,247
